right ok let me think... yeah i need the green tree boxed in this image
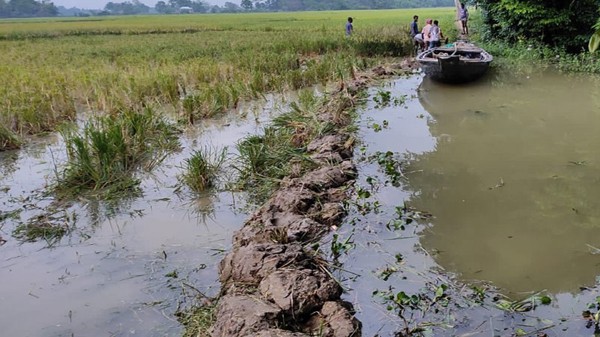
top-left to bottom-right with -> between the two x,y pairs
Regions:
478,0 -> 600,52
0,0 -> 58,18
240,0 -> 252,11
222,1 -> 240,12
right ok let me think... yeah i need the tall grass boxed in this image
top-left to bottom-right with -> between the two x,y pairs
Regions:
56,108 -> 180,196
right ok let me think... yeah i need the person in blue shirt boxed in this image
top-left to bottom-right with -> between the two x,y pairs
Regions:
410,15 -> 419,37
346,17 -> 353,36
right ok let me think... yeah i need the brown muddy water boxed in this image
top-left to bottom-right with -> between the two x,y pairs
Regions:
338,70 -> 600,336
0,93 -> 298,337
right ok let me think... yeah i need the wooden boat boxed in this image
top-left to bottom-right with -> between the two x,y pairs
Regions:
416,42 -> 493,83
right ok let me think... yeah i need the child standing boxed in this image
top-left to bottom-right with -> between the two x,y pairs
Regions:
346,17 -> 353,36
459,3 -> 469,35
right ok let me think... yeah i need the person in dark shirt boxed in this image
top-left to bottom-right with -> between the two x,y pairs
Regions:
346,17 -> 353,36
410,15 -> 419,37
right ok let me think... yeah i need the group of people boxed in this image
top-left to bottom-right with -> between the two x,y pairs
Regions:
346,2 -> 469,45
410,3 -> 469,52
411,17 -> 444,51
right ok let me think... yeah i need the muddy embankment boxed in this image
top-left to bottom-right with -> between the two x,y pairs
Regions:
209,60 -> 417,337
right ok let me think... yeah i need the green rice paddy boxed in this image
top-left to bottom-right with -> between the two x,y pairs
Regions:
0,8 -> 455,150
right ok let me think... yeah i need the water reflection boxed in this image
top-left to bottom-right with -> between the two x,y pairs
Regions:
410,69 -> 600,294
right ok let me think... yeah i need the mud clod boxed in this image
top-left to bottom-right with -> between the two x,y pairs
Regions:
259,269 -> 342,315
316,202 -> 346,227
211,295 -> 283,337
305,301 -> 362,337
219,243 -> 309,287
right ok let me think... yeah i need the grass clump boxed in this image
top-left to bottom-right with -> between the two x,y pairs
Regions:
179,146 -> 227,193
0,124 -> 21,151
178,304 -> 216,337
56,107 -> 180,196
235,90 -> 335,201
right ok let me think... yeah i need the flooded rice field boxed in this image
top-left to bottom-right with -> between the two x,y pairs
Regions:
0,94 -> 296,336
3,67 -> 600,337
339,70 -> 600,336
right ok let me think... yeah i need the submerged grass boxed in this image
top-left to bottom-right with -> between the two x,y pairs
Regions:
178,304 -> 216,337
12,210 -> 76,247
179,146 -> 227,193
56,108 -> 180,197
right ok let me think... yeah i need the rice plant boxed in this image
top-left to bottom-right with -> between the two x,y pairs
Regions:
235,90 -> 336,200
352,26 -> 414,57
179,146 -> 228,193
56,107 -> 180,196
0,124 -> 21,151
0,9 -> 459,144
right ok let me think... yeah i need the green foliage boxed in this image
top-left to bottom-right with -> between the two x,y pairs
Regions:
478,0 -> 600,52
480,39 -> 600,73
103,1 -> 151,15
495,292 -> 552,313
56,108 -> 180,196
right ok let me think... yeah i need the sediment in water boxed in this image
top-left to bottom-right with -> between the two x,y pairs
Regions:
208,60 -> 417,337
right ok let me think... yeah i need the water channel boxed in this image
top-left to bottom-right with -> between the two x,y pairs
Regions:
0,94 -> 295,337
340,69 -> 600,336
2,68 -> 600,336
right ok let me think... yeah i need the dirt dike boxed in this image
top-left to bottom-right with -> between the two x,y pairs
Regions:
210,60 -> 418,337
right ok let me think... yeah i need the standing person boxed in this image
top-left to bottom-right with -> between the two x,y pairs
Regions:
428,20 -> 444,48
346,17 -> 353,36
459,3 -> 469,35
410,15 -> 423,53
421,19 -> 432,49
410,15 -> 419,38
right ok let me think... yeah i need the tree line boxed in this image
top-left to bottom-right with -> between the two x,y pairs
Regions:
0,0 -> 57,17
0,0 -> 455,18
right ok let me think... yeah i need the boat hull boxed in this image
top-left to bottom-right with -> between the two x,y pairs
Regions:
417,44 -> 493,84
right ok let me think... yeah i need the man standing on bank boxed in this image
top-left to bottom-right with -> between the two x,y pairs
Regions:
459,3 -> 469,35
